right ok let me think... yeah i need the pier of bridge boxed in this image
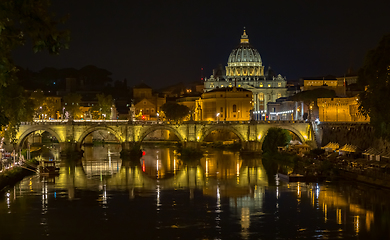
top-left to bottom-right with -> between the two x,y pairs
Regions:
14,120 -> 316,157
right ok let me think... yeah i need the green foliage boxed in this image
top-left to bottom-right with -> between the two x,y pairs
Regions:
161,102 -> 190,121
358,33 -> 390,140
0,0 -> 69,137
30,89 -> 58,119
0,82 -> 33,140
63,93 -> 82,119
91,93 -> 113,119
262,127 -> 290,154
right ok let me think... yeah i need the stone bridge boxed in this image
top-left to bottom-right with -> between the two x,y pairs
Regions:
15,119 -> 316,155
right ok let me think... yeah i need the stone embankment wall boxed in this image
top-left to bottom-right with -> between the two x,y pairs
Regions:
315,122 -> 377,150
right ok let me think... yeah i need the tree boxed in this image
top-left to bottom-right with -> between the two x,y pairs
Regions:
161,102 -> 190,122
358,33 -> 390,140
0,0 -> 69,139
91,94 -> 113,119
291,88 -> 336,120
262,127 -> 290,154
30,89 -> 58,119
63,93 -> 82,119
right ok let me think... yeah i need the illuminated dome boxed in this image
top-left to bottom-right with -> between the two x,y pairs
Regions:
226,30 -> 264,78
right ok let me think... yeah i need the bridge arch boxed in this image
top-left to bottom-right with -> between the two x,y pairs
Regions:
76,126 -> 124,149
260,125 -> 307,146
138,125 -> 185,142
199,125 -> 246,143
16,126 -> 64,149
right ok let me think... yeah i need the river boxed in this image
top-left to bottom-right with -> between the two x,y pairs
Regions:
0,144 -> 389,239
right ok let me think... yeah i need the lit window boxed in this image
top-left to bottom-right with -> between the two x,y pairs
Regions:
268,84 -> 271,87
260,83 -> 263,87
278,82 -> 281,87
221,85 -> 224,87
259,93 -> 264,101
238,85 -> 241,87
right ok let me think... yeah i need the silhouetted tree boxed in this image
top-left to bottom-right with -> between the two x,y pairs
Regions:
161,102 -> 190,122
262,127 -> 290,154
0,0 -> 69,139
358,33 -> 390,140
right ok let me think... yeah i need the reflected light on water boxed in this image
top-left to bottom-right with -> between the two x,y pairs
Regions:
2,144 -> 389,239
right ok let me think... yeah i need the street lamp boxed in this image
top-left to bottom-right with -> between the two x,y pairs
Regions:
157,112 -> 159,123
216,113 -> 220,123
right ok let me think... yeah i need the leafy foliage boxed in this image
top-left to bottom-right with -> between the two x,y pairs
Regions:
30,89 -> 58,119
0,0 -> 69,138
262,127 -> 290,154
161,102 -> 190,121
358,33 -> 390,140
63,93 -> 82,119
91,94 -> 113,119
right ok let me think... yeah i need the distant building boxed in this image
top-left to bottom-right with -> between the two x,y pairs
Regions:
267,97 -> 301,121
317,97 -> 369,122
194,87 -> 252,121
204,30 -> 287,114
133,83 -> 165,120
302,75 -> 348,97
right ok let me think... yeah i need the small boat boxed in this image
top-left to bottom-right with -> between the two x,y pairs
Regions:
278,173 -> 305,182
38,160 -> 60,176
278,173 -> 326,183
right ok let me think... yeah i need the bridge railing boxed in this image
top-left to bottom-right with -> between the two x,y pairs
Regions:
20,119 -> 308,126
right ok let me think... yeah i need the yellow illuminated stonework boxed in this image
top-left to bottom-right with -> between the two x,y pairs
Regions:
225,30 -> 264,78
194,87 -> 253,121
317,97 -> 369,122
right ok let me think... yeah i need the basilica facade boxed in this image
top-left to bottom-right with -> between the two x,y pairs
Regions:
204,30 -> 287,119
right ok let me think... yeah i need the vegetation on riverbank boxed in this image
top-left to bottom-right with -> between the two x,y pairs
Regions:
0,158 -> 39,192
262,150 -> 337,179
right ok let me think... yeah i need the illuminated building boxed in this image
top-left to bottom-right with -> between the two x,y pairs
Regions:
195,87 -> 252,121
204,29 -> 287,116
133,83 -> 165,120
317,97 -> 369,122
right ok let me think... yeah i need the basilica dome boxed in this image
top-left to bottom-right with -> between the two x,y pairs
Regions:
228,31 -> 262,64
226,30 -> 264,77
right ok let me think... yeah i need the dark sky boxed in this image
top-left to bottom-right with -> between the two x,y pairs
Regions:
12,0 -> 390,89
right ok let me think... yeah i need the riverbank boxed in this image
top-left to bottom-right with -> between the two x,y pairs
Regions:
266,150 -> 390,189
0,159 -> 38,192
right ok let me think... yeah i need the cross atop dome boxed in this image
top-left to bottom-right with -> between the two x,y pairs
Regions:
240,28 -> 249,43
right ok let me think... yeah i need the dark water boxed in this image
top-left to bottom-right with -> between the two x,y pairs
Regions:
0,145 -> 389,240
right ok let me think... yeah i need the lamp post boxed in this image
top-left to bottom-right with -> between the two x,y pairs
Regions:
216,113 -> 220,123
157,112 -> 159,124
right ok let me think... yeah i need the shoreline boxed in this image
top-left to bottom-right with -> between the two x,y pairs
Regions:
0,160 -> 38,192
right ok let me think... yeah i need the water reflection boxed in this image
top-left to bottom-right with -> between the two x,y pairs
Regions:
0,145 -> 389,239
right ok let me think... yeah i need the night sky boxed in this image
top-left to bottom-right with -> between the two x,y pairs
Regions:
12,0 -> 390,89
